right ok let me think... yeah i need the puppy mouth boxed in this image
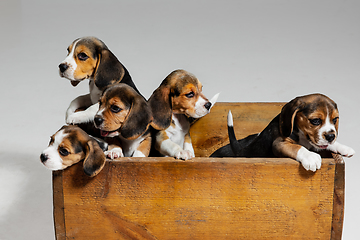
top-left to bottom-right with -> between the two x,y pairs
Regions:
316,144 -> 328,150
309,141 -> 328,150
100,130 -> 119,138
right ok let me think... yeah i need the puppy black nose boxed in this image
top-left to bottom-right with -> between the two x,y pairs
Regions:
204,102 -> 212,110
59,63 -> 68,73
94,116 -> 104,127
325,134 -> 335,142
40,153 -> 48,163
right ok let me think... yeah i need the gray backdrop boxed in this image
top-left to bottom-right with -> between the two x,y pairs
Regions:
0,0 -> 358,239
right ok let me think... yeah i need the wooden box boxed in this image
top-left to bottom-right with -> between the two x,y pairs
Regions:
53,102 -> 344,239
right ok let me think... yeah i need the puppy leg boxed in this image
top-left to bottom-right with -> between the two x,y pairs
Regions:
105,144 -> 124,159
67,102 -> 99,124
156,131 -> 193,160
66,94 -> 92,122
183,132 -> 195,158
273,137 -> 321,172
132,136 -> 152,157
327,142 -> 355,157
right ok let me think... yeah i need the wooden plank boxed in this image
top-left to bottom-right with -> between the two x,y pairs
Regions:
54,157 -> 337,240
190,102 -> 284,157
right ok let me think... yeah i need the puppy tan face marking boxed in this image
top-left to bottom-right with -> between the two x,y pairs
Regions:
59,37 -> 104,85
94,84 -> 152,140
169,70 -> 211,118
96,95 -> 130,137
41,128 -> 86,170
295,95 -> 339,150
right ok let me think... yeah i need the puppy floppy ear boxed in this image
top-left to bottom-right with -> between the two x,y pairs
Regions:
148,85 -> 172,130
120,97 -> 153,140
279,97 -> 305,137
83,139 -> 106,177
94,48 -> 125,90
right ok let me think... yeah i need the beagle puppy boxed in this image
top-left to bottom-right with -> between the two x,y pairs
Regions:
211,93 -> 355,172
40,125 -> 108,177
59,36 -> 140,125
148,69 -> 219,160
94,83 -> 153,158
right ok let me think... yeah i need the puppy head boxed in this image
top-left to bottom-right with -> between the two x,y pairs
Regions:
40,125 -> 106,177
58,36 -> 124,89
148,69 -> 212,130
94,84 -> 152,140
279,93 -> 339,150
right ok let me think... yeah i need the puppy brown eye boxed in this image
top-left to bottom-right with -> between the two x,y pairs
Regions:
185,92 -> 194,98
310,118 -> 322,126
333,117 -> 339,124
77,52 -> 88,61
110,105 -> 121,113
59,147 -> 69,156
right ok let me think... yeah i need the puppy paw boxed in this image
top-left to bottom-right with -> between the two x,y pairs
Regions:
337,145 -> 355,158
66,112 -> 92,124
175,150 -> 193,160
105,148 -> 124,159
297,147 -> 322,172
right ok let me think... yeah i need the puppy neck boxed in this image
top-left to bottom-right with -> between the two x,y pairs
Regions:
297,129 -> 318,152
89,80 -> 102,103
171,113 -> 191,131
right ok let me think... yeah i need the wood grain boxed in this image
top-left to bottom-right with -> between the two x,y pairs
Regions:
52,102 -> 344,239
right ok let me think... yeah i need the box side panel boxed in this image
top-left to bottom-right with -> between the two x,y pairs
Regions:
57,158 -> 336,240
191,102 -> 284,157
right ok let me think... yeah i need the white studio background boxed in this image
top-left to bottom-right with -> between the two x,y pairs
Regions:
0,1 -> 359,239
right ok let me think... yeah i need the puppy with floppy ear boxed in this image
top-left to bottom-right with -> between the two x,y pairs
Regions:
94,83 -> 153,158
40,125 -> 108,177
148,69 -> 219,160
211,93 -> 355,172
58,36 -> 141,125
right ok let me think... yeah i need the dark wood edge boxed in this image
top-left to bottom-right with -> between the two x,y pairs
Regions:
331,153 -> 345,240
53,170 -> 66,240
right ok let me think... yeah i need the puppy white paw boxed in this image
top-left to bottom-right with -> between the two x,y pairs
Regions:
175,150 -> 194,160
337,145 -> 355,158
105,148 -> 124,159
66,112 -> 91,124
297,147 -> 322,172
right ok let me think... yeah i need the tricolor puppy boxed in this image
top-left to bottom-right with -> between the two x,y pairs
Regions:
59,36 -> 140,124
211,93 -> 355,172
40,125 -> 108,177
148,69 -> 219,160
94,83 -> 153,158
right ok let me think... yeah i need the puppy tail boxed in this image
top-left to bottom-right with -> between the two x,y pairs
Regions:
227,110 -> 241,156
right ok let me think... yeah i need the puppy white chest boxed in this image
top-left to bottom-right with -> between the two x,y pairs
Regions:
165,114 -> 190,147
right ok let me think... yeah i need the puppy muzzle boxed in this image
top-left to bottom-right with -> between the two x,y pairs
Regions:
40,153 -> 48,163
94,116 -> 104,128
59,63 -> 69,73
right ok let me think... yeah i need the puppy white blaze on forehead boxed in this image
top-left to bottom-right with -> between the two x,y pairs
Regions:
41,130 -> 68,170
318,108 -> 337,143
60,39 -> 81,79
96,106 -> 106,116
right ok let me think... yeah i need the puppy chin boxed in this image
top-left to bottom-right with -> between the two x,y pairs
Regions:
310,139 -> 336,151
60,73 -> 85,87
41,158 -> 65,171
190,108 -> 210,118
